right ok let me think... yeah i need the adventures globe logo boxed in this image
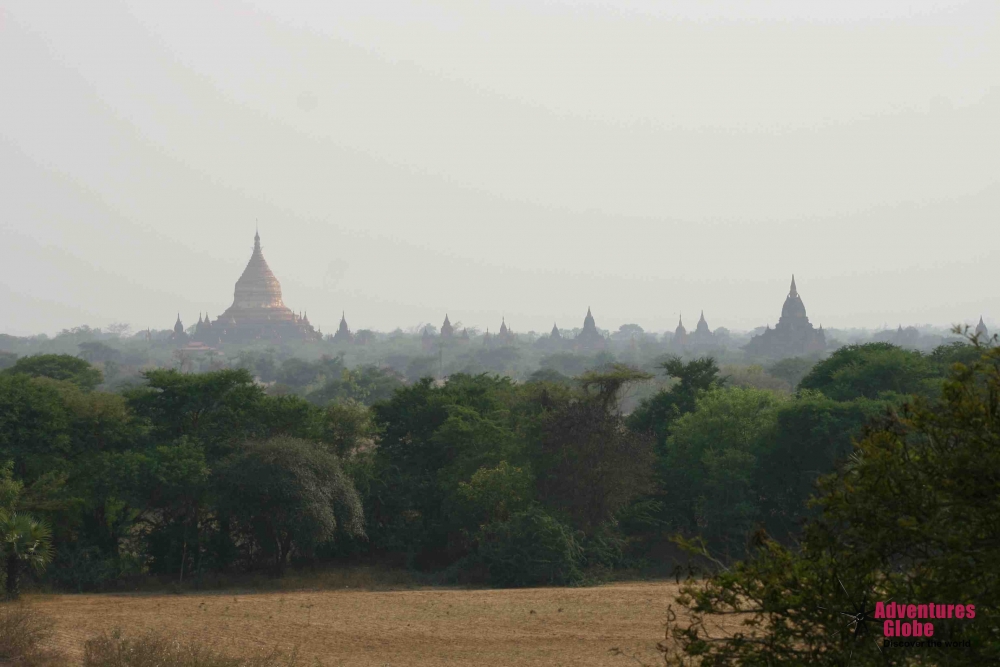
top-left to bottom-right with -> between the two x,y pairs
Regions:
822,578 -> 974,663
821,578 -> 884,663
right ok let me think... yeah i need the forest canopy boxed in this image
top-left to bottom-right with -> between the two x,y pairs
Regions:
0,333 -> 991,596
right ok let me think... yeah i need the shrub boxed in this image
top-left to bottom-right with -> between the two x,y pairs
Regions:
579,523 -> 628,570
477,507 -> 582,587
83,628 -> 298,667
47,545 -> 124,592
0,604 -> 64,666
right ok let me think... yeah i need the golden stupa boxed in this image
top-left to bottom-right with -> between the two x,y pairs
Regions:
193,231 -> 320,345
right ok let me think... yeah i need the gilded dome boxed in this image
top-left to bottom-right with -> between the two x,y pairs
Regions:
232,232 -> 284,309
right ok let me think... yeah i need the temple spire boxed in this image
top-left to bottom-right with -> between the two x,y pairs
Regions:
789,274 -> 798,298
976,316 -> 989,338
333,311 -> 352,342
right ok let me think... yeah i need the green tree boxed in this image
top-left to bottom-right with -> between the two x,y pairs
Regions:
231,350 -> 278,383
0,463 -> 53,599
535,366 -> 655,532
2,354 -> 103,390
662,387 -> 784,558
133,440 -> 212,578
755,392 -> 897,541
125,369 -> 267,456
798,342 -> 935,401
526,368 -> 573,386
0,352 -> 18,371
0,375 -> 71,481
306,365 -> 404,406
0,513 -> 53,599
368,375 -> 524,566
628,355 -> 724,447
766,356 -> 816,388
215,437 -> 364,574
928,339 -> 983,373
405,356 -> 440,383
54,381 -> 143,457
664,341 -> 1000,665
456,461 -> 533,526
77,341 -> 121,364
275,357 -> 321,390
318,400 -> 376,457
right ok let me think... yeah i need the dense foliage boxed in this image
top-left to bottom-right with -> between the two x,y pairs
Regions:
0,334 -> 987,595
663,339 -> 1000,665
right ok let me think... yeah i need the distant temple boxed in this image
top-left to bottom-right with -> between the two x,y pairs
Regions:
186,230 -> 320,345
441,314 -> 454,338
976,316 -> 990,340
671,315 -> 687,346
687,311 -> 716,348
170,314 -> 188,343
333,312 -> 353,343
497,318 -> 516,346
192,312 -> 216,343
421,323 -> 436,351
744,276 -> 826,357
873,324 -> 919,347
534,322 -> 563,351
575,308 -> 605,351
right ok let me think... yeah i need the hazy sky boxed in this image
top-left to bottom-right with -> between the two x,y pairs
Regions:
1,0 -> 997,336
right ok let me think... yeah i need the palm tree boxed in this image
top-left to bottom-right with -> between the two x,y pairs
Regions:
0,513 -> 53,600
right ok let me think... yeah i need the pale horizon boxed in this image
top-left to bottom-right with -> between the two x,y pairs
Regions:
2,1 -> 997,337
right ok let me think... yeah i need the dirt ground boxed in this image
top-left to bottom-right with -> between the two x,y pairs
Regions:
30,581 -> 686,666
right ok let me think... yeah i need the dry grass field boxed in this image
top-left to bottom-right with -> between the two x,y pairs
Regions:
27,579 -> 691,666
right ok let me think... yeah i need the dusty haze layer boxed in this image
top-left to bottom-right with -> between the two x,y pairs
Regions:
1,0 -> 997,336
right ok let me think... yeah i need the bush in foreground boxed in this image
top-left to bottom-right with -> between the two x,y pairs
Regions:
0,604 -> 64,666
662,339 -> 1000,665
84,628 -> 298,667
477,507 -> 583,587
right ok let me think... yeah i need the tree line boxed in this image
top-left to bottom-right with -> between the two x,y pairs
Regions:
0,338 -> 984,595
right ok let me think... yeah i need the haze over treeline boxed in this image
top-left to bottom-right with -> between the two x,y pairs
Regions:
1,1 -> 998,336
